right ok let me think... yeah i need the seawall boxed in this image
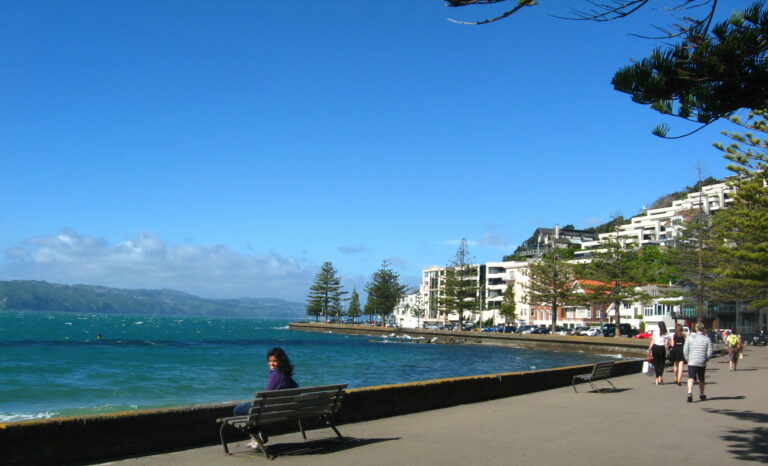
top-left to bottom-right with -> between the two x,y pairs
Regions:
0,360 -> 642,465
289,322 -> 651,357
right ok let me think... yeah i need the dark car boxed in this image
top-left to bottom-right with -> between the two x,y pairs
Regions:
601,323 -> 638,338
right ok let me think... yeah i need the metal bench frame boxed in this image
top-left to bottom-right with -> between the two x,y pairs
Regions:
216,383 -> 347,460
572,361 -> 616,393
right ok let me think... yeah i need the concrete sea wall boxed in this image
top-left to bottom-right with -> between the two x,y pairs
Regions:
289,322 -> 651,357
0,359 -> 641,465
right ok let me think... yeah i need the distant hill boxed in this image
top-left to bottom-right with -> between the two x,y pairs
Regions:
0,280 -> 305,319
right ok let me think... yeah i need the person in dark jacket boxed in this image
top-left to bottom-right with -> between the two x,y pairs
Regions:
233,347 -> 298,416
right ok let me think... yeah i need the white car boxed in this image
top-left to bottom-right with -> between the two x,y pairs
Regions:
585,328 -> 602,337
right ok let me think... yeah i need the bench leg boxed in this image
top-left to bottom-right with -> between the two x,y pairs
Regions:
219,423 -> 231,455
572,377 -> 579,393
324,418 -> 344,440
298,419 -> 307,440
253,433 -> 273,461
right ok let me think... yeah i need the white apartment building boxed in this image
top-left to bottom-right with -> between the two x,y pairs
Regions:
484,261 -> 531,326
394,261 -> 533,329
576,182 -> 734,257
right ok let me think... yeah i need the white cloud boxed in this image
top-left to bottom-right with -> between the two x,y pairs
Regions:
338,245 -> 369,254
2,229 -> 315,301
478,233 -> 509,248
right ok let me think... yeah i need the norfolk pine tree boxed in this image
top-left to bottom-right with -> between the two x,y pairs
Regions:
438,239 -> 480,329
498,281 -> 517,332
444,1 -> 768,138
578,232 -> 650,338
306,262 -> 347,323
347,288 -> 362,323
710,110 -> 768,314
365,260 -> 407,327
525,248 -> 576,332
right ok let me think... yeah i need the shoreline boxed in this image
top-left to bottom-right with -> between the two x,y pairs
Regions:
289,322 -> 651,357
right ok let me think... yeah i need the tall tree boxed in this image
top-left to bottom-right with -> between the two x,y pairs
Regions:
347,288 -> 362,323
438,239 -> 480,329
410,293 -> 426,329
667,170 -> 720,323
365,260 -> 408,327
710,110 -> 768,313
525,248 -> 576,331
306,262 -> 347,323
498,281 -> 517,332
577,234 -> 650,337
443,1 -> 768,137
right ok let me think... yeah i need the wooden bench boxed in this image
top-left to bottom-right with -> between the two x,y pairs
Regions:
216,383 -> 347,460
572,361 -> 616,393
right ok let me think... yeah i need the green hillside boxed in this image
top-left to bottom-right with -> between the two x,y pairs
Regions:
0,280 -> 305,319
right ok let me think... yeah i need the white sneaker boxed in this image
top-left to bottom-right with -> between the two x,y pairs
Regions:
246,440 -> 259,449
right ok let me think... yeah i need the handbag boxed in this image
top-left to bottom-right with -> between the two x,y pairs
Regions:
642,360 -> 654,376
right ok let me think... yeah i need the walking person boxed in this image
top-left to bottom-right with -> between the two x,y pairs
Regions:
683,322 -> 714,402
647,321 -> 670,385
669,323 -> 686,385
726,329 -> 743,371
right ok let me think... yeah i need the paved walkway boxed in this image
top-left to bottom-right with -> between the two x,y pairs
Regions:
105,346 -> 768,465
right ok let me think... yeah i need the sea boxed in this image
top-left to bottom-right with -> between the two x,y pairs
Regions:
0,311 -> 614,422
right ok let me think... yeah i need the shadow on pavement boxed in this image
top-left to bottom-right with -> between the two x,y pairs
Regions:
231,437 -> 400,460
581,388 -> 632,394
707,409 -> 768,463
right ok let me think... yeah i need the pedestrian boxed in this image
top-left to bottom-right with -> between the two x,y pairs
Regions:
683,322 -> 714,402
726,329 -> 743,371
669,323 -> 686,385
647,321 -> 670,385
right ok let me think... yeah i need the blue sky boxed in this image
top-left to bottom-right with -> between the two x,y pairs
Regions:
0,1 -> 748,302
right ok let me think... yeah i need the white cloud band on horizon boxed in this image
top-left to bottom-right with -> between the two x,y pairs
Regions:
1,229 -> 315,301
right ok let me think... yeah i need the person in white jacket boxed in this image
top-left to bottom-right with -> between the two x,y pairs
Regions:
683,322 -> 714,403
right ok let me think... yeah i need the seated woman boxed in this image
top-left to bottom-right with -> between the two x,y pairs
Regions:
233,347 -> 299,416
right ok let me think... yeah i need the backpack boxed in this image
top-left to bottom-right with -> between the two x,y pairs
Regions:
728,334 -> 740,348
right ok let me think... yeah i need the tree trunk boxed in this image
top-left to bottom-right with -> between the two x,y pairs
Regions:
614,298 -> 622,339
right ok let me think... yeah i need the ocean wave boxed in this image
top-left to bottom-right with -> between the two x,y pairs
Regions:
271,326 -> 289,330
0,411 -> 54,422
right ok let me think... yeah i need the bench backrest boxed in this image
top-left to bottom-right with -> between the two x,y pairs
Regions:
246,384 -> 347,426
591,361 -> 614,379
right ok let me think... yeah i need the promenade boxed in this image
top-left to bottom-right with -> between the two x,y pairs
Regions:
107,346 -> 768,465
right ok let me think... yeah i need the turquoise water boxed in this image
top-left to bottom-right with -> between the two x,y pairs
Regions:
0,311 -> 611,422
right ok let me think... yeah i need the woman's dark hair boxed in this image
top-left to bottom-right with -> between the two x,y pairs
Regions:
658,321 -> 667,336
675,323 -> 685,341
267,347 -> 294,376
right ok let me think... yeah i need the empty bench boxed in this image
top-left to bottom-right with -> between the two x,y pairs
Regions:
572,361 -> 615,393
217,383 -> 347,460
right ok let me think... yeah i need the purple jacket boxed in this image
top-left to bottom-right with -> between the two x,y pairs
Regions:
265,369 -> 298,391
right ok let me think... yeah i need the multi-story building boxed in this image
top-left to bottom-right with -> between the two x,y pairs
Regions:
394,261 -> 533,329
576,183 -> 734,257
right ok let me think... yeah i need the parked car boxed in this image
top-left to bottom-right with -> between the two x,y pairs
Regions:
517,325 -> 538,334
481,326 -> 499,332
585,327 -> 602,337
635,331 -> 653,339
601,323 -> 638,338
573,326 -> 590,335
743,332 -> 768,346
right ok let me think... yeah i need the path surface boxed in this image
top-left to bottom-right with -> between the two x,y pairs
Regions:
104,346 -> 768,465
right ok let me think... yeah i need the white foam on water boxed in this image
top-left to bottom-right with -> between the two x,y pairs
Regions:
0,411 -> 54,422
